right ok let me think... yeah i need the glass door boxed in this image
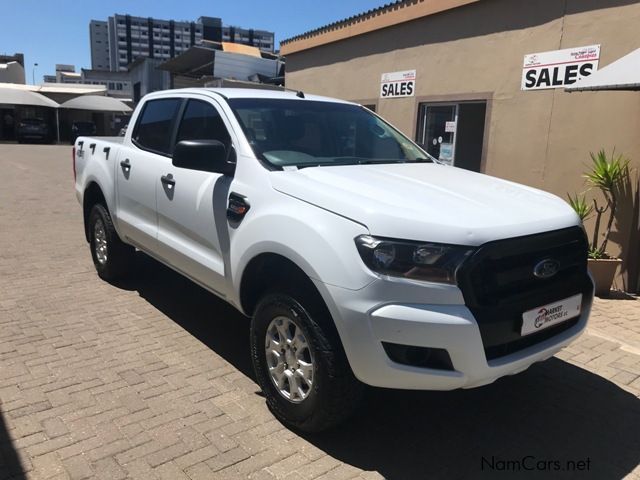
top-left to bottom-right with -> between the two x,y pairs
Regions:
416,101 -> 487,171
416,104 -> 457,166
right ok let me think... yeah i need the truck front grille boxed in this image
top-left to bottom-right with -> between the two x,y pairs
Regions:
457,227 -> 592,361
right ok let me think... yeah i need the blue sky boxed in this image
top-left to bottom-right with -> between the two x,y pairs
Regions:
0,0 -> 385,84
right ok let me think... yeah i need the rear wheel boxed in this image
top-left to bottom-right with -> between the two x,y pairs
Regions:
250,290 -> 363,432
88,203 -> 134,281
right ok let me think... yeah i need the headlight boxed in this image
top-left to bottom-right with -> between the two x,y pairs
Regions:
355,235 -> 475,284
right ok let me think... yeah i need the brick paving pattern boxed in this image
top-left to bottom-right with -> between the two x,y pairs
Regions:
0,145 -> 639,479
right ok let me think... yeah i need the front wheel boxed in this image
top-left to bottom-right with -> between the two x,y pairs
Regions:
88,203 -> 135,281
250,291 -> 363,432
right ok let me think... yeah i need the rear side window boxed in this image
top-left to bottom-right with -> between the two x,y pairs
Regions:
175,100 -> 231,148
133,98 -> 181,155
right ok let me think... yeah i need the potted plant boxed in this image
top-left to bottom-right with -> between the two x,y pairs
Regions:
568,149 -> 630,296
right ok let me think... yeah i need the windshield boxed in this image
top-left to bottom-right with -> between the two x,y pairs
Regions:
227,98 -> 431,168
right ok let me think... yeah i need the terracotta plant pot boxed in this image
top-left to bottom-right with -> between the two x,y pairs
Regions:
588,258 -> 622,296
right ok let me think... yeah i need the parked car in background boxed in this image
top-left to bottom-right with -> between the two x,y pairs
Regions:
70,121 -> 96,144
16,118 -> 51,144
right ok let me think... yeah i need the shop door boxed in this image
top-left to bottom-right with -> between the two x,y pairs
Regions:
416,102 -> 486,171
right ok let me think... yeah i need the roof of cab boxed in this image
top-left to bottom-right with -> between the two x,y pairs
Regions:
144,87 -> 356,105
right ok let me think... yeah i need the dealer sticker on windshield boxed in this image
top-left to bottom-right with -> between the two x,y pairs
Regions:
521,294 -> 582,336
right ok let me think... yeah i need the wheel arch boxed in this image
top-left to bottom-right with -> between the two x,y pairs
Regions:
82,181 -> 108,242
239,252 -> 322,317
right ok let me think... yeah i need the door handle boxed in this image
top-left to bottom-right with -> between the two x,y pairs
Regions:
120,159 -> 130,170
161,174 -> 175,189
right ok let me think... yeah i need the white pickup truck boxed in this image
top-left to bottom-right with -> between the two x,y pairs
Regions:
74,88 -> 594,431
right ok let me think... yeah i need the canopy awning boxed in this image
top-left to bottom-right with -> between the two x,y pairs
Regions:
566,47 -> 640,92
59,95 -> 132,112
0,87 -> 59,108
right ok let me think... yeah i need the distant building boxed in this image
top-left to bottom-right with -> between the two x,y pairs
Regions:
81,69 -> 132,99
89,20 -> 110,71
128,57 -> 171,103
42,65 -> 130,99
0,53 -> 26,84
157,42 -> 283,90
90,14 -> 275,72
43,64 -> 83,84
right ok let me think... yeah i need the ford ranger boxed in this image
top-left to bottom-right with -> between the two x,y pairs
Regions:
73,88 -> 594,431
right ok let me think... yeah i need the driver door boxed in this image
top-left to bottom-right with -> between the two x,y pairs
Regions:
155,97 -> 235,297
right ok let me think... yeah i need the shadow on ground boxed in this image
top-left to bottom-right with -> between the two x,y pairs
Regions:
120,253 -> 640,479
0,410 -> 26,479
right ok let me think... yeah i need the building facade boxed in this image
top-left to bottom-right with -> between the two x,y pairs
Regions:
81,69 -> 132,99
90,14 -> 275,72
281,0 -> 640,291
89,20 -> 110,71
0,53 -> 25,84
43,65 -> 82,84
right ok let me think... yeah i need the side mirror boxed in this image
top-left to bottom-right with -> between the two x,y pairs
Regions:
172,139 -> 236,176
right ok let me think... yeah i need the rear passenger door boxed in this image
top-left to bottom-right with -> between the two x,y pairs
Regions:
116,98 -> 181,251
155,97 -> 235,296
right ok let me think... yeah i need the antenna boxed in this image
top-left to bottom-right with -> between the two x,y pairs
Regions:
296,91 -> 305,98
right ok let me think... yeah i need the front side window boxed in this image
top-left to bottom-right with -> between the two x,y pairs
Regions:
133,98 -> 181,155
175,99 -> 231,148
228,99 -> 429,168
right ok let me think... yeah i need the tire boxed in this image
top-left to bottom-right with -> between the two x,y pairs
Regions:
250,289 -> 363,432
88,203 -> 135,281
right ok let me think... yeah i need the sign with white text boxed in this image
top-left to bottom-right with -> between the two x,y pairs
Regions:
522,45 -> 600,90
380,70 -> 416,98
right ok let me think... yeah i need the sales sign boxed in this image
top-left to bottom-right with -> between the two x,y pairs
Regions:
380,70 -> 416,98
521,45 -> 600,91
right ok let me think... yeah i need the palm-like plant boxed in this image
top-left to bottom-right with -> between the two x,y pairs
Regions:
566,192 -> 592,223
568,149 -> 630,259
584,149 -> 630,256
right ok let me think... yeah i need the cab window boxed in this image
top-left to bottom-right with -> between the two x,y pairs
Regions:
132,98 -> 181,155
175,99 -> 231,150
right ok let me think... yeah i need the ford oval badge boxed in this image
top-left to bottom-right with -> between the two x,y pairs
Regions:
533,259 -> 560,279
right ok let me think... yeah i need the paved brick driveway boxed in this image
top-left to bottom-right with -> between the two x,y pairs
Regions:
0,145 -> 639,479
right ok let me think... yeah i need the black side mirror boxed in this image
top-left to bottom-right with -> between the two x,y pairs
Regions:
172,139 -> 236,176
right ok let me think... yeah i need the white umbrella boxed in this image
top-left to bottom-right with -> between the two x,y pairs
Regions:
59,95 -> 132,112
0,87 -> 60,108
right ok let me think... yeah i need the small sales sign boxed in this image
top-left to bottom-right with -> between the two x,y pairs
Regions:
521,45 -> 600,91
380,70 -> 416,98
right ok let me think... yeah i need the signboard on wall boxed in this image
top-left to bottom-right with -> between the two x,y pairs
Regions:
521,45 -> 600,91
380,70 -> 416,98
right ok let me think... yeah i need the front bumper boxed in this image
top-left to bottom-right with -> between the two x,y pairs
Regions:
315,277 -> 593,390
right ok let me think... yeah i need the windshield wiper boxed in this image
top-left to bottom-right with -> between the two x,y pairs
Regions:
406,157 -> 433,163
292,156 -> 433,169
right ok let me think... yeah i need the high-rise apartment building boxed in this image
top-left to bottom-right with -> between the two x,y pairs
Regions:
89,21 -> 110,71
90,14 -> 275,72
